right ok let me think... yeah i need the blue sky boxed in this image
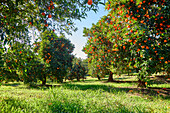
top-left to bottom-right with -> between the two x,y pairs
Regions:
66,4 -> 108,59
28,4 -> 108,59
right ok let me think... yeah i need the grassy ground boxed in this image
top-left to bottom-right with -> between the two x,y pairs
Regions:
0,76 -> 169,113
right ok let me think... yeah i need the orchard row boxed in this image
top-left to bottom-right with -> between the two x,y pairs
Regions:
0,31 -> 87,85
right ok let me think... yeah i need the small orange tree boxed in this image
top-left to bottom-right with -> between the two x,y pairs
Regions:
68,59 -> 87,81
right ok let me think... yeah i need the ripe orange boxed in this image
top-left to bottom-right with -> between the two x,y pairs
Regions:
164,40 -> 167,42
161,57 -> 164,60
48,14 -> 52,18
129,39 -> 132,42
141,46 -> 145,49
29,22 -> 32,25
87,0 -> 92,5
45,24 -> 48,27
146,46 -> 149,49
48,7 -> 50,10
42,12 -> 45,16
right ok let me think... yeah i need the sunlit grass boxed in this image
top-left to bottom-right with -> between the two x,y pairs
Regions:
0,77 -> 169,113
68,76 -> 170,88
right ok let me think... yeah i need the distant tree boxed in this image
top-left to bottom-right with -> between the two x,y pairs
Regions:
38,31 -> 74,84
82,58 -> 89,73
68,58 -> 87,81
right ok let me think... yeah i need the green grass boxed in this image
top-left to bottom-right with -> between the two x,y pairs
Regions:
0,78 -> 169,113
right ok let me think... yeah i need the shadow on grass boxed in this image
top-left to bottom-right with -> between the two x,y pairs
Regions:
1,82 -> 57,91
2,80 -> 169,100
101,78 -> 169,85
69,79 -> 101,83
2,82 -> 21,87
70,79 -> 95,82
101,78 -> 138,83
62,84 -> 170,99
115,77 -> 129,80
149,79 -> 169,85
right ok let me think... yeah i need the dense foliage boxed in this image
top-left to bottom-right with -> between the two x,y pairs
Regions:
38,31 -> 75,83
0,0 -> 103,46
0,0 -> 104,84
68,58 -> 87,81
83,0 -> 170,87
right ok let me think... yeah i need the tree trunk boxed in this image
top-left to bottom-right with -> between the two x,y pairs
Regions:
137,73 -> 146,88
107,71 -> 114,82
77,74 -> 80,81
77,76 -> 80,81
137,79 -> 146,88
42,74 -> 46,85
97,75 -> 101,80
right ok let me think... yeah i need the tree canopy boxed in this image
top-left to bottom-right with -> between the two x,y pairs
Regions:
83,0 -> 170,87
0,0 -> 104,46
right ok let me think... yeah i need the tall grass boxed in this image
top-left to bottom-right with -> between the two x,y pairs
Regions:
0,81 -> 169,113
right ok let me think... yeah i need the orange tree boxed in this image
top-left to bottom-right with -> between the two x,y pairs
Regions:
83,0 -> 169,87
83,16 -> 131,82
106,0 -> 170,87
0,0 -> 105,84
38,31 -> 74,84
68,58 -> 87,81
1,31 -> 74,85
0,0 -> 104,46
0,43 -> 4,83
2,51 -> 19,82
1,41 -> 44,84
2,42 -> 27,82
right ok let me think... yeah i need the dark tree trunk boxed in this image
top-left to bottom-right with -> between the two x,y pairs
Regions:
137,71 -> 146,88
137,79 -> 146,88
97,75 -> 101,80
82,75 -> 85,81
77,74 -> 80,81
107,71 -> 114,82
59,78 -> 63,83
42,74 -> 46,85
77,77 -> 80,81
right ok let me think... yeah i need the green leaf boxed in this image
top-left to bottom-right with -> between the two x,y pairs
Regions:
83,0 -> 88,4
99,2 -> 105,6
